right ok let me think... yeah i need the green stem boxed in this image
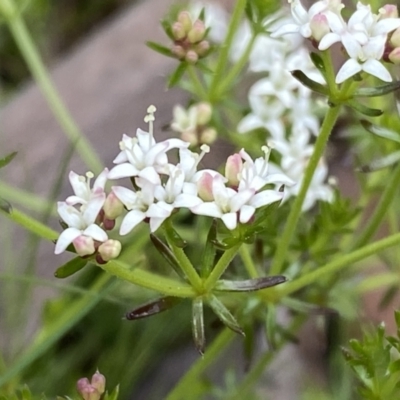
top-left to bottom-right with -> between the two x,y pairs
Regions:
2,0 -> 103,173
275,231 -> 400,298
164,223 -> 203,292
216,33 -> 257,97
166,328 -> 235,400
1,207 -> 58,241
239,244 -> 258,278
352,162 -> 400,249
209,0 -> 246,100
321,51 -> 338,97
100,259 -> 196,298
204,244 -> 241,291
270,104 -> 341,275
187,65 -> 208,100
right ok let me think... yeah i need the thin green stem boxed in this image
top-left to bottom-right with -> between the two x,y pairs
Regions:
100,259 -> 196,298
1,207 -> 58,241
352,162 -> 400,249
204,244 -> 241,291
270,104 -> 341,275
275,231 -> 400,298
321,51 -> 338,96
239,244 -> 258,278
187,65 -> 207,100
3,0 -> 103,173
166,328 -> 235,400
209,0 -> 246,100
164,223 -> 203,292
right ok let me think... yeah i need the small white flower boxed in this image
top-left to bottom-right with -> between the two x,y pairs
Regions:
108,106 -> 189,184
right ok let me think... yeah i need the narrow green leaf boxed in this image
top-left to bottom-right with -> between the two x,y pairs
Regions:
0,197 -> 12,213
347,101 -> 383,117
150,234 -> 186,280
310,52 -> 325,73
266,304 -> 277,349
192,298 -> 205,354
125,296 -> 182,320
168,62 -> 188,88
0,151 -> 17,169
161,18 -> 174,40
291,70 -> 329,95
354,80 -> 400,97
146,41 -> 174,58
54,257 -> 87,279
198,6 -> 206,21
104,385 -> 120,400
357,150 -> 400,173
196,61 -> 214,75
207,295 -> 244,335
165,225 -> 187,248
361,120 -> 400,144
215,276 -> 286,292
201,220 -> 217,278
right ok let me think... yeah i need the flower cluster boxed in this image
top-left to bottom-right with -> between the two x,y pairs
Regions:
76,371 -> 106,400
55,106 -> 292,257
273,0 -> 400,83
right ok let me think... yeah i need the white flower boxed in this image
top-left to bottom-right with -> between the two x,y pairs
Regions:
55,195 -> 107,255
65,169 -> 108,207
108,106 -> 189,184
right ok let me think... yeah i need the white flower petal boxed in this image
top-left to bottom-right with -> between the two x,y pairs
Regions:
83,224 -> 108,242
221,213 -> 238,230
362,59 -> 392,82
250,190 -> 283,208
55,228 -> 81,254
108,163 -> 139,179
191,202 -> 222,218
120,210 -> 146,235
239,205 -> 255,224
336,59 -> 362,83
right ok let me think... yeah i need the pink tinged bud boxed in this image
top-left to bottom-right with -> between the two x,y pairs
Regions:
187,20 -> 206,44
98,239 -> 122,262
181,131 -> 198,146
91,371 -> 106,395
103,192 -> 124,220
185,50 -> 199,64
196,102 -> 212,125
200,128 -> 217,145
82,387 -> 100,400
73,236 -> 95,257
194,40 -> 210,56
390,27 -> 400,48
389,47 -> 400,64
171,45 -> 186,59
77,378 -> 91,394
380,4 -> 398,19
172,22 -> 186,40
225,154 -> 243,187
103,218 -> 115,230
197,172 -> 214,201
310,13 -> 330,42
177,11 -> 193,33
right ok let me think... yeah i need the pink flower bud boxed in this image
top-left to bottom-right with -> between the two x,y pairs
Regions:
390,27 -> 400,47
187,20 -> 206,44
77,378 -> 91,394
310,13 -> 330,42
225,154 -> 243,187
194,40 -> 210,56
73,235 -> 95,257
81,386 -> 100,400
197,172 -> 214,201
103,191 -> 124,220
200,128 -> 217,145
177,11 -> 193,33
379,4 -> 398,19
185,50 -> 199,64
196,102 -> 212,125
389,47 -> 400,64
98,239 -> 122,262
172,22 -> 186,41
171,45 -> 186,59
91,371 -> 106,395
181,130 -> 198,146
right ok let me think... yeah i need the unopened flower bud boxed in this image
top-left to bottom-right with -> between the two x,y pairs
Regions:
103,191 -> 124,220
98,239 -> 122,262
73,235 -> 95,257
200,127 -> 217,145
194,40 -> 210,56
197,172 -> 214,201
390,27 -> 400,47
185,50 -> 199,64
310,13 -> 330,42
196,102 -> 212,125
77,378 -> 91,394
181,130 -> 198,146
77,378 -> 101,400
187,20 -> 206,44
177,11 -> 193,33
91,371 -> 106,395
171,45 -> 186,59
379,4 -> 398,19
225,154 -> 242,187
389,47 -> 400,63
172,22 -> 186,41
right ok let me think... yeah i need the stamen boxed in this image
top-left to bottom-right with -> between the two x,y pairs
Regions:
144,105 -> 157,147
260,145 -> 272,176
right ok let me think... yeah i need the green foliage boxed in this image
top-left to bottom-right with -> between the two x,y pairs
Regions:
343,312 -> 400,399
